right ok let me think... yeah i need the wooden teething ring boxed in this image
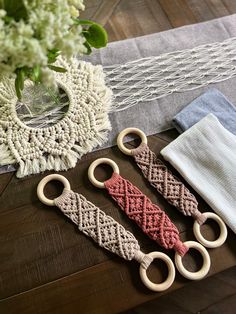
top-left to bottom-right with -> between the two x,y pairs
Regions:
88,158 -> 120,189
37,174 -> 71,206
117,127 -> 147,156
193,212 -> 227,248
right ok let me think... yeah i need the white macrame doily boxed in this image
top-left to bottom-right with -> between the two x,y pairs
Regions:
105,36 -> 236,111
0,58 -> 112,178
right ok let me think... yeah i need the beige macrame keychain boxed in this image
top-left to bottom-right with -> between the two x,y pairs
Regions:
117,128 -> 227,249
37,174 -> 175,292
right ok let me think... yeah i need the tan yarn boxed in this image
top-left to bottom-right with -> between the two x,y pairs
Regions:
0,57 -> 112,178
54,189 -> 153,269
131,143 -> 206,225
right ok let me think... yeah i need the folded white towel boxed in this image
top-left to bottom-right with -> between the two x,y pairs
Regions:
161,114 -> 236,233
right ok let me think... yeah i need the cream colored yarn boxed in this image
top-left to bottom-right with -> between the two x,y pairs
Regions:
0,58 -> 112,178
55,189 -> 153,269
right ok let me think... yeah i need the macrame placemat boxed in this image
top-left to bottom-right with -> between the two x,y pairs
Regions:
0,58 -> 112,177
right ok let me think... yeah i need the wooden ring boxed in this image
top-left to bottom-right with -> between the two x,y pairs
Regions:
193,212 -> 227,248
175,241 -> 211,280
88,158 -> 120,189
117,127 -> 147,156
37,174 -> 71,206
139,252 -> 175,292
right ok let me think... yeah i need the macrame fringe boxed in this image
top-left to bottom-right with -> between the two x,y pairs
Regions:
173,240 -> 189,257
0,143 -> 16,165
70,63 -> 112,156
1,58 -> 113,178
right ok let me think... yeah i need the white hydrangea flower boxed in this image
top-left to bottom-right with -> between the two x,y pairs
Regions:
0,0 -> 86,86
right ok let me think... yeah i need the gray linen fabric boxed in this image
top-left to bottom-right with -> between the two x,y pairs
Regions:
172,88 -> 236,135
83,14 -> 236,149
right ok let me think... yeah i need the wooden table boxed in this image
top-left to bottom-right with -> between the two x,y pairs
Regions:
1,1 -> 236,313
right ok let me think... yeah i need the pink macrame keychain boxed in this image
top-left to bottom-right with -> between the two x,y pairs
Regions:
88,158 -> 211,280
117,128 -> 227,249
37,174 -> 176,292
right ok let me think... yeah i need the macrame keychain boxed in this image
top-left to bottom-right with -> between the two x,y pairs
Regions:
117,128 -> 227,249
88,158 -> 211,280
37,174 -> 175,292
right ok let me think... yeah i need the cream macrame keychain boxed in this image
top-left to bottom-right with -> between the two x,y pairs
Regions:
88,158 -> 211,281
37,174 -> 175,292
117,128 -> 227,249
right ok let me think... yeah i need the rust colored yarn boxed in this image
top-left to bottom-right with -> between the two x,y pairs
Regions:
131,143 -> 206,225
104,172 -> 188,256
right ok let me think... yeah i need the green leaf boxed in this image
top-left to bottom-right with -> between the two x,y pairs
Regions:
84,23 -> 108,49
73,18 -> 108,48
84,41 -> 92,55
15,70 -> 23,100
72,18 -> 94,26
31,65 -> 41,82
3,0 -> 28,21
47,49 -> 60,64
19,69 -> 25,90
48,65 -> 67,73
0,0 -> 4,9
15,78 -> 21,100
3,15 -> 14,23
14,68 -> 26,99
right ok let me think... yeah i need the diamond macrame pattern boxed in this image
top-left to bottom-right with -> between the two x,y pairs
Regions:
105,37 -> 236,111
55,190 -> 140,261
132,144 -> 202,220
105,173 -> 183,252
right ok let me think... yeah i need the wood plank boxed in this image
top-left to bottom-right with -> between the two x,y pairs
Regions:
158,0 -> 197,27
200,292 -> 236,313
0,172 -> 14,196
206,0 -> 229,17
0,236 -> 235,314
187,0 -> 216,21
163,267 -> 236,313
0,259 -> 181,314
1,1 -> 236,313
103,0 -> 172,42
222,0 -> 236,13
1,134 -> 235,301
90,0 -> 121,26
124,267 -> 236,314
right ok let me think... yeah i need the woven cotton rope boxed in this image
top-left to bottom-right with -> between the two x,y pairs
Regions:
104,172 -> 188,256
105,37 -> 236,111
0,57 -> 112,178
131,143 -> 206,225
54,189 -> 153,269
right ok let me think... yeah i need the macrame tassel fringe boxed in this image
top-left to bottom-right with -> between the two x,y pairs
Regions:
173,240 -> 189,257
192,211 -> 207,225
0,143 -> 15,165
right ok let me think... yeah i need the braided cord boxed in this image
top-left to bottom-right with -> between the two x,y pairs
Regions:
104,173 -> 188,256
54,189 -> 152,267
131,143 -> 206,225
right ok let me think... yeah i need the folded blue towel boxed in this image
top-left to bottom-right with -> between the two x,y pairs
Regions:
172,88 -> 236,135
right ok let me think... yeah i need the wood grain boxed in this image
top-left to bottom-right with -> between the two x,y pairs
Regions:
124,266 -> 236,314
1,1 -> 236,313
81,0 -> 236,42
